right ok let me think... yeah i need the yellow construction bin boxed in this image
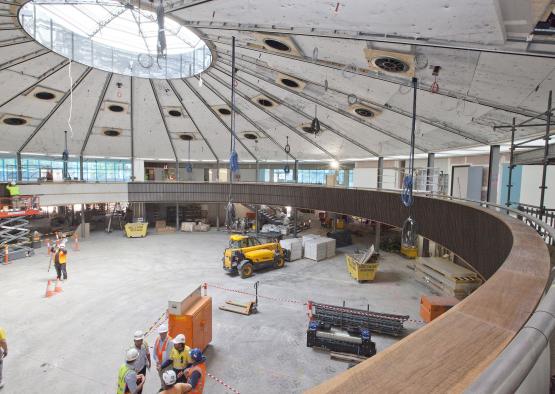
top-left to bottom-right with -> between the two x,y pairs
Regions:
346,253 -> 379,282
125,222 -> 148,238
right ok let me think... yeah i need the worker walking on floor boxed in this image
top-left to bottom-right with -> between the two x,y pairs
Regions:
160,370 -> 192,394
184,348 -> 206,394
160,334 -> 192,383
0,326 -> 7,390
117,348 -> 145,394
153,324 -> 173,390
50,241 -> 68,281
132,330 -> 150,394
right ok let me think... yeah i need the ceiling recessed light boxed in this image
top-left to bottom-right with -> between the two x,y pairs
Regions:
244,133 -> 258,140
3,117 -> 27,126
103,129 -> 121,136
108,104 -> 125,113
354,108 -> 374,118
302,126 -> 316,134
263,39 -> 290,52
280,78 -> 299,88
374,56 -> 410,73
34,91 -> 55,100
218,108 -> 231,115
168,109 -> 182,117
179,134 -> 193,141
258,98 -> 273,107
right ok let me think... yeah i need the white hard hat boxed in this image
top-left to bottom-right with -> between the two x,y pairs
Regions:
173,333 -> 186,344
134,330 -> 144,341
162,370 -> 177,386
158,324 -> 168,334
10,181 -> 15,186
126,348 -> 139,362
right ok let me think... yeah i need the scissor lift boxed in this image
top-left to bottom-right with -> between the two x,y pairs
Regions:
1,195 -> 41,262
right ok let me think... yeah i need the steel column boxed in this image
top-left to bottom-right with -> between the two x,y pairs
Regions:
539,91 -> 552,220
506,118 -> 516,208
130,77 -> 135,181
375,157 -> 383,252
487,145 -> 500,204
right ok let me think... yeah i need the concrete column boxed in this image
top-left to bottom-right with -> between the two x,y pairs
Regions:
375,157 -> 383,252
293,208 -> 298,237
487,145 -> 500,203
426,153 -> 435,192
81,203 -> 86,239
255,206 -> 259,234
294,160 -> 298,183
255,161 -> 259,182
269,168 -> 274,183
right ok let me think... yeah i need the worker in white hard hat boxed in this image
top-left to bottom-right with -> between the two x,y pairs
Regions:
160,334 -> 192,383
160,370 -> 193,394
116,348 -> 145,394
132,330 -> 151,393
50,241 -> 68,281
153,324 -> 173,390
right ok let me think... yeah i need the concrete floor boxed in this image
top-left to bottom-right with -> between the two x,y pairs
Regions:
0,230 -> 433,394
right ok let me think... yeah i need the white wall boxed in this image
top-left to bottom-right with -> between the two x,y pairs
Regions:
353,168 -> 377,188
19,183 -> 128,206
519,166 -> 555,208
132,159 -> 144,181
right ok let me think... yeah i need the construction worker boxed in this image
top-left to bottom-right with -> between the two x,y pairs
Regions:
0,326 -> 7,389
153,324 -> 173,389
117,348 -> 145,394
160,334 -> 192,383
160,370 -> 192,394
5,182 -> 19,209
132,330 -> 150,394
50,241 -> 68,281
185,348 -> 206,394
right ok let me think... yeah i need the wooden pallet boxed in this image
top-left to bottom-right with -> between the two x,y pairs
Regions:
219,300 -> 256,315
414,258 -> 482,299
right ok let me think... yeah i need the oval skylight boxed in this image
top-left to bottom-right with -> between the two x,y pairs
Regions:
19,0 -> 212,79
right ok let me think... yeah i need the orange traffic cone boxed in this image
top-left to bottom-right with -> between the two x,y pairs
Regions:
45,280 -> 55,298
3,245 -> 8,265
54,279 -> 63,293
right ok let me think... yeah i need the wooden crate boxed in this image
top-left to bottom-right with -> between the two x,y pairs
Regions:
414,257 -> 482,299
419,295 -> 459,322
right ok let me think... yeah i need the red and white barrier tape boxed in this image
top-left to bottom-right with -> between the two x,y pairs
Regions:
206,282 -> 306,305
207,372 -> 241,394
144,311 -> 168,338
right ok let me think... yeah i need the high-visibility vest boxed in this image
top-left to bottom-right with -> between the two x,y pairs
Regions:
56,250 -> 67,264
186,363 -> 206,394
6,184 -> 19,196
116,364 -> 132,394
154,336 -> 172,363
170,346 -> 191,369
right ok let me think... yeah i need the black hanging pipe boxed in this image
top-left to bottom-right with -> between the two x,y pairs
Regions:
506,117 -> 516,209
230,35 -> 236,185
63,130 -> 69,180
539,90 -> 552,221
409,77 -> 417,182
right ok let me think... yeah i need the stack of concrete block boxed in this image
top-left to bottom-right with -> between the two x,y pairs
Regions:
304,238 -> 329,261
280,238 -> 302,261
195,223 -> 210,232
181,222 -> 195,232
324,237 -> 336,258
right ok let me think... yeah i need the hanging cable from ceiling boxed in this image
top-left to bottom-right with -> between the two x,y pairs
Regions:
225,36 -> 239,229
155,0 -> 167,66
67,60 -> 73,138
311,104 -> 321,135
400,77 -> 418,257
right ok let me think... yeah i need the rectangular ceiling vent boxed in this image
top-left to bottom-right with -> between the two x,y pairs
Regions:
348,103 -> 382,119
25,86 -> 64,102
364,49 -> 415,77
253,33 -> 303,57
276,73 -> 306,92
103,101 -> 129,114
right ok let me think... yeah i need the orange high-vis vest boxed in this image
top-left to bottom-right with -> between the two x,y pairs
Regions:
186,363 -> 206,394
154,336 -> 172,363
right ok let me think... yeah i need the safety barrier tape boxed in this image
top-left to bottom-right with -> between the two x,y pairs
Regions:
207,372 -> 241,394
205,283 -> 426,325
206,283 -> 306,305
144,311 -> 168,338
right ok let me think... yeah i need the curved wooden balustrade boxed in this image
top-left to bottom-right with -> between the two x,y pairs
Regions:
128,182 -> 551,392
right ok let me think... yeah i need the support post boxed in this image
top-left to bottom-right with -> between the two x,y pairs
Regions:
506,118 -> 516,208
79,154 -> 84,181
294,160 -> 299,183
255,160 -> 259,182
255,206 -> 259,234
81,203 -> 86,239
16,152 -> 22,182
216,204 -> 220,229
293,208 -> 298,237
375,157 -> 384,252
539,90 -> 552,221
175,203 -> 179,233
487,145 -> 501,203
426,153 -> 435,192
130,77 -> 135,181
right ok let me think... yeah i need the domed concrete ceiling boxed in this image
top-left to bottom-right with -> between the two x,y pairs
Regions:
0,0 -> 554,163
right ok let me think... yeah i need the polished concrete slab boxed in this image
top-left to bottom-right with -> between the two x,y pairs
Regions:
0,230 -> 432,393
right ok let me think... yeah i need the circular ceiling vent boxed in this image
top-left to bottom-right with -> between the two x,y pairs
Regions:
354,107 -> 375,118
3,117 -> 27,126
168,109 -> 182,117
103,129 -> 121,137
263,39 -> 290,52
258,98 -> 273,107
373,57 -> 410,73
108,104 -> 125,113
280,78 -> 299,88
218,108 -> 231,115
243,133 -> 258,140
179,134 -> 193,141
34,91 -> 55,100
302,126 -> 317,134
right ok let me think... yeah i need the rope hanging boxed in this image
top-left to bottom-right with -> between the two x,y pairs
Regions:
401,77 -> 418,208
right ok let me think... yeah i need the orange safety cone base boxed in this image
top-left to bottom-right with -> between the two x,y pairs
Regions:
45,280 -> 56,298
54,280 -> 63,293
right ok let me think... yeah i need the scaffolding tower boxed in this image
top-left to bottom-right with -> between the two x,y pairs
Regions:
1,195 -> 40,262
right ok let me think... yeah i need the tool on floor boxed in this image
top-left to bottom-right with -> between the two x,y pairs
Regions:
219,281 -> 259,315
